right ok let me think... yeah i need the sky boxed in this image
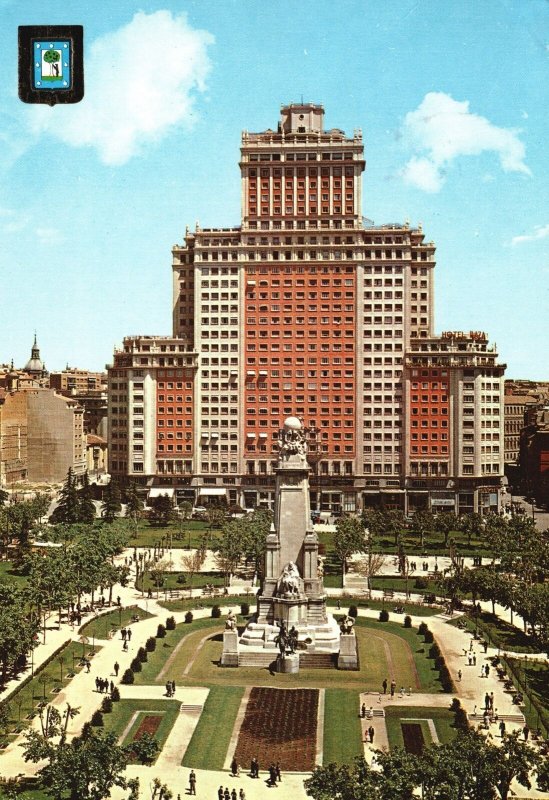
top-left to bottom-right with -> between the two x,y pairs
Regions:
1,0 -> 547,379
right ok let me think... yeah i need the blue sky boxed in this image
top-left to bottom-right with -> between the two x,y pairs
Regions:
1,0 -> 547,378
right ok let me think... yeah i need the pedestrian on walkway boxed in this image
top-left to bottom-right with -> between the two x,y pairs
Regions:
85,659 -> 91,673
218,787 -> 224,800
231,757 -> 238,777
224,789 -> 230,800
238,790 -> 246,800
489,692 -> 494,709
499,720 -> 506,737
368,725 -> 375,743
485,665 -> 490,678
127,628 -> 132,642
122,640 -> 128,652
485,693 -> 490,710
361,703 -> 366,718
472,653 -> 476,666
188,769 -> 196,795
275,762 -> 281,782
390,679 -> 396,697
110,680 -> 115,694
523,724 -> 530,740
95,677 -> 100,692
382,678 -> 387,694
121,628 -> 127,641
458,669 -> 462,682
114,661 -> 119,677
171,679 -> 176,695
231,789 -> 237,800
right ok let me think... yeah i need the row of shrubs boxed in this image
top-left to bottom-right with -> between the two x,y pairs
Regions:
0,638 -> 72,720
418,622 -> 455,693
90,685 -> 121,727
450,697 -> 470,731
120,605 -> 251,684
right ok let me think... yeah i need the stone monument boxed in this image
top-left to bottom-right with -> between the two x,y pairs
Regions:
226,416 -> 357,670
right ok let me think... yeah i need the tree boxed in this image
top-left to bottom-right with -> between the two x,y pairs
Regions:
216,519 -> 245,586
125,484 -> 143,534
23,728 -> 129,800
242,509 -> 271,582
181,548 -> 206,593
459,512 -> 483,549
384,509 -> 407,548
78,472 -> 96,523
43,48 -> 60,77
128,731 -> 159,764
101,478 -> 122,523
0,584 -> 40,685
493,731 -> 541,800
409,510 -> 435,549
434,513 -> 460,548
149,494 -> 174,527
53,468 -> 80,524
334,516 -> 365,586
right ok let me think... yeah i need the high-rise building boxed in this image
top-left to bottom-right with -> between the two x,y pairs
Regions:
108,103 -> 505,514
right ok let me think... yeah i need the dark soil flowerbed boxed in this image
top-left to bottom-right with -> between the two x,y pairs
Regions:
133,714 -> 162,740
401,722 -> 425,755
234,687 -> 318,772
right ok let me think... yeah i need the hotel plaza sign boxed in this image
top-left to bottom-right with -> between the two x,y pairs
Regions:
441,331 -> 487,342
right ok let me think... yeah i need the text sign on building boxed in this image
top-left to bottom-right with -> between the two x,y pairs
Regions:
441,331 -> 487,342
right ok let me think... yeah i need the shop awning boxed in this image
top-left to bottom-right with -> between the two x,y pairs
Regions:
148,487 -> 175,498
197,487 -> 227,497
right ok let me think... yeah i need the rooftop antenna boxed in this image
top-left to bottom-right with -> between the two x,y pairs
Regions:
301,94 -> 303,104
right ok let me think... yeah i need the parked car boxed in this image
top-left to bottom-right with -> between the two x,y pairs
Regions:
191,506 -> 207,519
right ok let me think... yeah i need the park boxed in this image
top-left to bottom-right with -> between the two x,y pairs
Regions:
0,420 -> 548,798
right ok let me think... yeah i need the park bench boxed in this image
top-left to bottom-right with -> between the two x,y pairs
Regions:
383,590 -> 394,599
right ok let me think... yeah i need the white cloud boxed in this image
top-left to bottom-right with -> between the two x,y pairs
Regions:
0,206 -> 29,233
510,223 -> 549,246
35,227 -> 64,245
400,92 -> 530,192
30,11 -> 214,165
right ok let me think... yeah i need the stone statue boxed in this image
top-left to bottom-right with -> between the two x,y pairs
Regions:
288,625 -> 299,653
278,417 -> 308,459
339,614 -> 355,635
276,561 -> 301,597
274,621 -> 289,657
225,609 -> 236,630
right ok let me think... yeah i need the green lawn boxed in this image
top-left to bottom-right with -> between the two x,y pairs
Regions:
102,697 -> 180,760
450,612 -> 541,654
132,617 -> 227,684
384,705 -> 458,750
327,597 -> 441,617
323,688 -> 362,764
182,685 -> 244,769
159,593 -> 254,612
0,787 -> 48,800
1,641 -> 101,738
504,658 -> 549,737
132,615 -> 443,693
318,528 -> 492,558
126,520 -> 222,549
369,575 -> 443,596
0,560 -> 28,588
137,570 -> 227,594
79,606 -> 154,640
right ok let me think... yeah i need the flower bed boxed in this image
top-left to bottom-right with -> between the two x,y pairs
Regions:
234,687 -> 318,772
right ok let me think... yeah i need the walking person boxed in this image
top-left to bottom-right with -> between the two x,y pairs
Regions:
188,769 -> 196,795
231,789 -> 237,800
275,762 -> 281,782
114,661 -> 119,677
523,724 -> 530,740
218,787 -> 224,800
382,678 -> 388,694
238,790 -> 246,800
390,679 -> 396,697
127,628 -> 132,642
499,720 -> 506,738
171,679 -> 176,695
457,669 -> 462,682
368,725 -> 375,743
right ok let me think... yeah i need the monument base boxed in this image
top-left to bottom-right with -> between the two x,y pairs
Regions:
276,653 -> 299,674
220,629 -> 239,667
337,632 -> 358,670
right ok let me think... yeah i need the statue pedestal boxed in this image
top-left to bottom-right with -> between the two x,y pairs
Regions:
220,629 -> 239,667
338,633 -> 358,670
276,653 -> 299,674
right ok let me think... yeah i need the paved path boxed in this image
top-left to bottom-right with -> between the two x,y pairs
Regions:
1,561 -> 546,799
